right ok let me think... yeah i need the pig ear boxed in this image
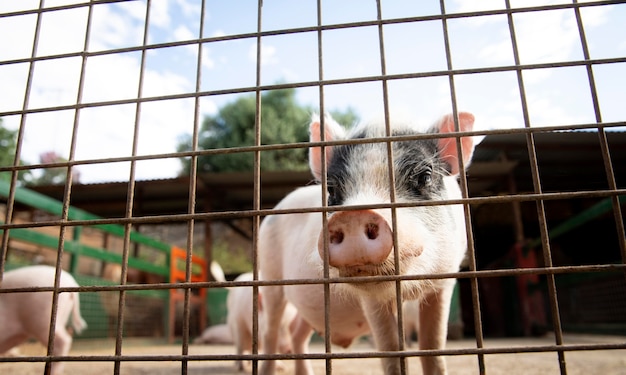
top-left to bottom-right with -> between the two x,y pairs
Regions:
309,114 -> 346,181
436,112 -> 475,175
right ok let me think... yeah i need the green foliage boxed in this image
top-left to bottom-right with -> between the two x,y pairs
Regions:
0,119 -> 31,184
177,88 -> 359,174
211,239 -> 253,275
28,151 -> 81,186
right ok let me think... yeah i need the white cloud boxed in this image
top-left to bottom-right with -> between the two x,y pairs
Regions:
0,64 -> 28,114
248,43 -> 278,66
174,24 -> 195,42
172,24 -> 214,70
175,0 -> 201,19
0,1 -> 38,13
82,53 -> 141,103
0,12 -> 37,61
37,7 -> 88,56
514,9 -> 582,64
89,3 -> 144,51
211,30 -> 226,38
0,2 -> 211,183
580,4 -> 612,27
201,49 -> 215,70
450,0 -> 505,13
149,0 -> 171,28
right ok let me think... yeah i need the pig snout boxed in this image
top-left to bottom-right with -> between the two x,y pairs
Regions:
318,210 -> 393,268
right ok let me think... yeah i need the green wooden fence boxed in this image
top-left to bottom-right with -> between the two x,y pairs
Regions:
0,180 -> 215,340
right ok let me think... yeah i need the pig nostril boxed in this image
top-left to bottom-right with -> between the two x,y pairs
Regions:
330,230 -> 344,244
365,223 -> 379,240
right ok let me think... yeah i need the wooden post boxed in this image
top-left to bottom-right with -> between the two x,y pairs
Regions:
508,173 -> 525,243
204,193 -> 213,280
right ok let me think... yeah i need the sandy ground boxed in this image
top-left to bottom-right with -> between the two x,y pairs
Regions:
2,334 -> 625,375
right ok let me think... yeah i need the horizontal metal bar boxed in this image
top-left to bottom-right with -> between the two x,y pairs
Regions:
2,0 -> 623,57
1,341 -> 625,364
3,188 -> 625,231
2,56 -> 626,118
1,120 -> 625,174
1,263 -> 624,295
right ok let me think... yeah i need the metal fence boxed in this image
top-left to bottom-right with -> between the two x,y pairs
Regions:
1,0 -> 626,374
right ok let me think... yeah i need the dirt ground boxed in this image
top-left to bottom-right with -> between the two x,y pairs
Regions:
2,334 -> 625,375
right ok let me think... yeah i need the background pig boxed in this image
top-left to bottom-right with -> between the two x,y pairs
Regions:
403,299 -> 420,347
227,272 -> 298,372
259,112 -> 475,375
193,323 -> 233,345
0,265 -> 87,375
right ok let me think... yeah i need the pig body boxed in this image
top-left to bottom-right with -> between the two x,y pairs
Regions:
0,265 -> 87,375
227,272 -> 298,371
259,113 -> 475,375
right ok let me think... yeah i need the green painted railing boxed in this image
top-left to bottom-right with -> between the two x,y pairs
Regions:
527,195 -> 625,249
0,180 -> 214,341
0,179 -> 170,276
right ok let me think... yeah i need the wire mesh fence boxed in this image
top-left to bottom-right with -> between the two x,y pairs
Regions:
1,0 -> 626,374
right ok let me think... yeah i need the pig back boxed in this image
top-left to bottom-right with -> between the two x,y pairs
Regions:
0,266 -> 80,336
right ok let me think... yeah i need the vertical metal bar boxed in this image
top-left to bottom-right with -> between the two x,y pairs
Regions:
179,0 -> 208,372
112,1 -> 152,374
63,0 -> 96,327
572,0 -> 626,265
439,2 -> 486,374
375,1 -> 406,374
252,1 -> 263,374
315,1 -> 333,374
42,0 -> 97,361
27,0 -> 71,375
0,0 -> 46,278
504,1 -> 567,374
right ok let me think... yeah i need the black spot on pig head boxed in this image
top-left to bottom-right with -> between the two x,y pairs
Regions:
323,131 -> 447,206
309,113 -> 475,207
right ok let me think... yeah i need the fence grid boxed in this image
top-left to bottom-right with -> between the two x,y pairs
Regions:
1,1 -> 626,375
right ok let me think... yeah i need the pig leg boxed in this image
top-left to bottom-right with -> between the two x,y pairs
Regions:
232,322 -> 251,371
418,283 -> 454,375
259,286 -> 288,375
0,333 -> 29,354
290,314 -> 314,375
43,328 -> 72,375
361,298 -> 404,375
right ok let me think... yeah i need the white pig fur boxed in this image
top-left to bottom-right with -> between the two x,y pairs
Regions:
227,272 -> 298,371
0,265 -> 87,375
259,113 -> 475,375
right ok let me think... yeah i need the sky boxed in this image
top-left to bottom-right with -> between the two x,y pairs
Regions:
0,0 -> 625,183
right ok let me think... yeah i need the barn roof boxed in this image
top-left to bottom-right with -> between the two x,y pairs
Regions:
20,130 -> 626,220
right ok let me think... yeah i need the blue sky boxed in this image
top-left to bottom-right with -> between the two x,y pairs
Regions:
1,0 -> 625,183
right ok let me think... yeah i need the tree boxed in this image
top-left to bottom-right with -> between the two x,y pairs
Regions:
177,88 -> 358,174
29,151 -> 81,185
0,119 -> 31,184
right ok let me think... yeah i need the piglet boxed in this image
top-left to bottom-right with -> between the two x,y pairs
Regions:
259,112 -> 475,375
0,265 -> 87,375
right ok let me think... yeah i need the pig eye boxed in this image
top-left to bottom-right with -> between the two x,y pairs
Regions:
418,171 -> 433,186
409,168 -> 433,194
327,183 -> 341,206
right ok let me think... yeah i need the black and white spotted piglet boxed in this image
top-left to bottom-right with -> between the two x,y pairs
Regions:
259,112 -> 476,375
